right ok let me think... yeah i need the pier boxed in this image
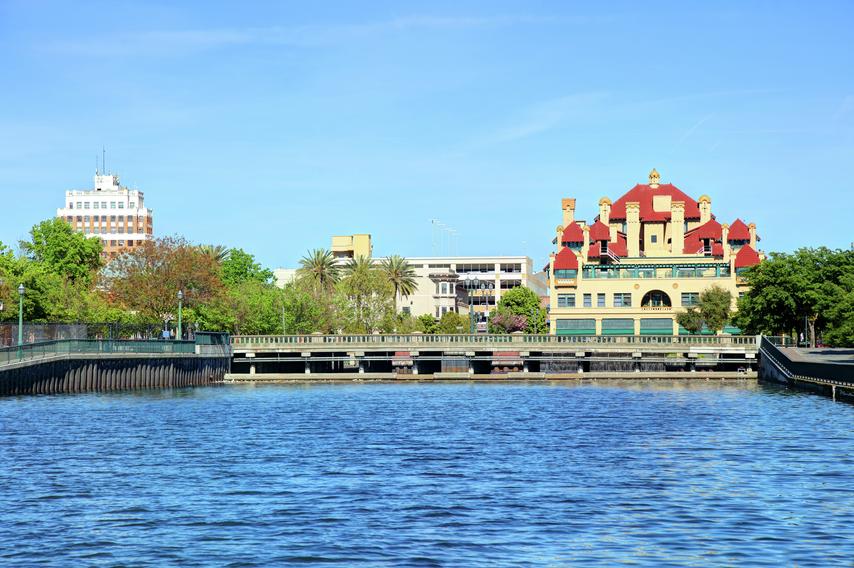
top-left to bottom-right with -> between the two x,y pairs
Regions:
228,333 -> 759,381
759,336 -> 854,401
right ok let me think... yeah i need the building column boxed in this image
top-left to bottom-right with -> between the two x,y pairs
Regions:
304,360 -> 311,374
250,363 -> 256,375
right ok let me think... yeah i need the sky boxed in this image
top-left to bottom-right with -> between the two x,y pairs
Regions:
1,0 -> 852,270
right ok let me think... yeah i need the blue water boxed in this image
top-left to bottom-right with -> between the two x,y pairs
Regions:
1,382 -> 853,566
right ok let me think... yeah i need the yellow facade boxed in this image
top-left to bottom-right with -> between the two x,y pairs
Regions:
547,170 -> 762,336
331,234 -> 372,259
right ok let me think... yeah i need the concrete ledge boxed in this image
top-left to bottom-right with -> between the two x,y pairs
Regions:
223,370 -> 757,383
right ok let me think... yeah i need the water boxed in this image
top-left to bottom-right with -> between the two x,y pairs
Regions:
1,381 -> 853,566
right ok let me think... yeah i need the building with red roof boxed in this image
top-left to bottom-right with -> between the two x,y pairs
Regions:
547,169 -> 763,336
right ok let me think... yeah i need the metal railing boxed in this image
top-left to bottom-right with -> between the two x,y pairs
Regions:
0,332 -> 231,367
232,334 -> 760,349
759,336 -> 854,385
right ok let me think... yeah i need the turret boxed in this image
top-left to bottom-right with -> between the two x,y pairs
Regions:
626,201 -> 640,257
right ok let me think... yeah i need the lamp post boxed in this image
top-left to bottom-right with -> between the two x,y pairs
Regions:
17,284 -> 24,356
177,290 -> 184,340
465,275 -> 475,334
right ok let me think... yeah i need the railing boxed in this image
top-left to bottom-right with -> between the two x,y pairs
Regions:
0,333 -> 231,367
232,334 -> 760,349
759,336 -> 854,384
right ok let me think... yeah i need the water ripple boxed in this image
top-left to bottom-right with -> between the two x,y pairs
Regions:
1,382 -> 853,566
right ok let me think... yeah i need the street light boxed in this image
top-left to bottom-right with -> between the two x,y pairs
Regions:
17,284 -> 24,355
177,290 -> 184,340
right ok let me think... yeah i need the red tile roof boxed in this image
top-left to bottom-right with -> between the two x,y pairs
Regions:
734,244 -> 761,268
553,247 -> 579,270
727,218 -> 751,241
561,222 -> 585,243
688,219 -> 722,240
588,220 -> 611,241
609,183 -> 703,221
587,233 -> 628,260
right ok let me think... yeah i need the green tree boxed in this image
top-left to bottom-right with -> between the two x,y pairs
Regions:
734,247 -> 854,345
416,313 -> 438,334
380,255 -> 417,312
490,286 -> 547,334
279,280 -> 325,334
220,248 -> 274,286
676,307 -> 705,335
436,311 -> 467,334
298,248 -> 340,293
698,285 -> 733,334
20,218 -> 102,284
334,258 -> 394,333
198,244 -> 231,263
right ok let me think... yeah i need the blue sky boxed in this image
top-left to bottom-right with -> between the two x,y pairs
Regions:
1,1 -> 852,269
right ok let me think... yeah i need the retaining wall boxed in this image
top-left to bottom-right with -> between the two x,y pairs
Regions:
0,355 -> 229,396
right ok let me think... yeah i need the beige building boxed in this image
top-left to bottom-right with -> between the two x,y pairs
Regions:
57,172 -> 154,259
547,169 -> 762,336
331,234 -> 372,259
393,256 -> 547,326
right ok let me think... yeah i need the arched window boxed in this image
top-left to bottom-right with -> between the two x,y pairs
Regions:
641,290 -> 672,307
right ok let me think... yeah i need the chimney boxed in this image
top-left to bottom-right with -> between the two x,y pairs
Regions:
749,222 -> 757,248
721,223 -> 730,262
626,201 -> 640,257
561,198 -> 576,227
670,201 -> 685,256
582,225 -> 590,259
698,195 -> 712,224
598,197 -> 611,225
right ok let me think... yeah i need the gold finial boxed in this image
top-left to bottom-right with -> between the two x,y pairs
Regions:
648,168 -> 660,187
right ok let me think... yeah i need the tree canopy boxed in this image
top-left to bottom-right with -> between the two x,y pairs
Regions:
734,247 -> 854,346
489,286 -> 548,334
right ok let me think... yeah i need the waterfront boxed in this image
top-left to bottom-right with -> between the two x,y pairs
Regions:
1,382 -> 853,566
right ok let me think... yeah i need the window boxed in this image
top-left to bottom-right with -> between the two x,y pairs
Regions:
111,202 -> 116,209
110,240 -> 117,246
554,269 -> 577,279
402,306 -> 411,315
101,201 -> 107,208
94,202 -> 99,209
583,293 -> 592,308
83,215 -> 90,222
681,292 -> 700,307
68,203 -> 73,209
110,227 -> 117,234
440,282 -> 449,295
435,307 -> 440,318
84,202 -> 90,209
557,294 -> 575,308
76,202 -> 82,209
651,235 -> 657,243
118,227 -> 125,234
613,293 -> 632,307
119,202 -> 125,209
597,293 -> 606,308
118,240 -> 125,246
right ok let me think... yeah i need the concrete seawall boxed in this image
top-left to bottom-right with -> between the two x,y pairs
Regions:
0,354 -> 229,396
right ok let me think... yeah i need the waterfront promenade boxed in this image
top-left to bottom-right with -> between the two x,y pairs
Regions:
229,333 -> 758,380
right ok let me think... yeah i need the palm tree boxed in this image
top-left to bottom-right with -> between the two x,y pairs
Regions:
298,248 -> 340,292
342,255 -> 376,279
380,255 -> 417,312
199,244 -> 231,263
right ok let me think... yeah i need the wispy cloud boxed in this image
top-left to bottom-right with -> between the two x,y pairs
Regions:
484,92 -> 610,144
44,15 -> 554,56
675,114 -> 714,146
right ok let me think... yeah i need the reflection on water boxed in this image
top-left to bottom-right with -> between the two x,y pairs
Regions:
1,382 -> 853,566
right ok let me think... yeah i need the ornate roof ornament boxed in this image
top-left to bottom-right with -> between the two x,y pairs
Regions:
648,168 -> 660,188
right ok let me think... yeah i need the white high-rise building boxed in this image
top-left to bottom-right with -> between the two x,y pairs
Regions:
57,173 -> 154,258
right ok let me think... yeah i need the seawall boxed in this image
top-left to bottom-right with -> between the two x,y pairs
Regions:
0,354 -> 229,396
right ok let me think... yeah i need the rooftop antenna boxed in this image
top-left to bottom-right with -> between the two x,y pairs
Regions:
95,154 -> 99,175
102,147 -> 106,175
